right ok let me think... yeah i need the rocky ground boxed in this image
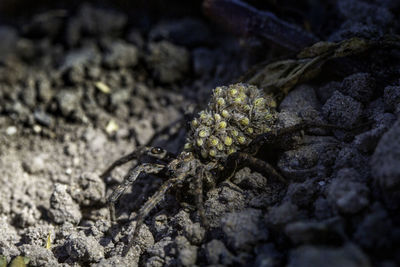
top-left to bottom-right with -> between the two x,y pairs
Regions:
0,1 -> 399,266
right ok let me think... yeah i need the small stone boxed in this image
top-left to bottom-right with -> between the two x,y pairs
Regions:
33,110 -> 53,127
354,113 -> 396,153
204,239 -> 235,265
22,156 -> 45,174
19,244 -> 59,266
103,41 -> 138,68
105,120 -> 119,135
322,90 -> 363,127
6,126 -> 17,136
63,65 -> 85,85
175,236 -> 197,267
37,77 -> 53,104
340,73 -> 375,103
146,41 -> 190,84
55,90 -> 82,119
327,178 -> 369,214
146,237 -> 176,266
221,209 -> 268,251
131,119 -> 155,145
232,167 -> 268,191
49,184 -> 82,224
70,172 -> 106,206
266,202 -> 305,228
285,179 -> 318,208
22,82 -> 37,109
172,211 -> 205,245
0,218 -> 20,262
95,81 -> 111,94
63,231 -> 104,263
204,185 -> 246,227
279,85 -> 321,122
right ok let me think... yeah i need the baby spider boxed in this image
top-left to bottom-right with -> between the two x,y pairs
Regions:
101,83 -> 350,255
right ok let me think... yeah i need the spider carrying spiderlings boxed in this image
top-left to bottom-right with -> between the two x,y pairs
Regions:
101,83 -> 352,255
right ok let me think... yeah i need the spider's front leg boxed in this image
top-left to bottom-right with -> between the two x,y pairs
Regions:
107,163 -> 166,221
101,146 -> 175,179
102,146 -> 175,221
123,171 -> 188,256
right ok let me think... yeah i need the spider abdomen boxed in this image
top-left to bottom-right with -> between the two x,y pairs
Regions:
185,83 -> 277,162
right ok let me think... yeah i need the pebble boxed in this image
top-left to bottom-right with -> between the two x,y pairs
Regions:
146,41 -> 190,84
33,109 -> 53,127
103,41 -> 138,68
322,90 -> 363,127
221,209 -> 268,251
22,156 -> 45,174
70,172 -> 105,206
204,239 -> 235,265
19,244 -> 59,266
48,184 -> 82,224
63,231 -> 104,263
6,126 -> 17,135
265,202 -> 305,228
327,178 -> 369,214
340,73 -> 375,103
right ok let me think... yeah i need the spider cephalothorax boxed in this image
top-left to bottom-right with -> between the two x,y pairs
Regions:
101,83 -> 350,256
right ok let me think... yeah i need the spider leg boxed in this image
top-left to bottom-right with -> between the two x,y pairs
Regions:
246,121 -> 370,155
101,146 -> 175,179
107,163 -> 165,221
195,167 -> 207,226
222,152 -> 287,184
123,171 -> 187,256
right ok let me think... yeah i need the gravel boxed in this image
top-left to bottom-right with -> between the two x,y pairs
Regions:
0,1 -> 399,266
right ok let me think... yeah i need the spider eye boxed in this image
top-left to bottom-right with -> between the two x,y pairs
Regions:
151,147 -> 163,154
176,162 -> 183,168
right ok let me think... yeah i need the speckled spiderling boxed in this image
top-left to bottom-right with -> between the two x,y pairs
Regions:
185,83 -> 277,162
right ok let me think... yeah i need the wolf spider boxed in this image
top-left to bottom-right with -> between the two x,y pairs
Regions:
101,120 -> 350,255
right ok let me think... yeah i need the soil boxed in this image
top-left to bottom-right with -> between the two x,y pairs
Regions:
0,1 -> 399,266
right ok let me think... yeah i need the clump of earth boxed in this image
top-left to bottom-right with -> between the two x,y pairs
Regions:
0,1 -> 399,266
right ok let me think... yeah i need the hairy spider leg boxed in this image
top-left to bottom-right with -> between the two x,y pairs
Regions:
220,121 -> 372,184
222,152 -> 287,184
194,167 -> 208,226
247,121 -> 369,155
107,163 -> 165,221
123,172 -> 187,256
101,146 -> 175,179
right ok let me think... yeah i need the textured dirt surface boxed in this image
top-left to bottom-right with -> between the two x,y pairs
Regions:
0,1 -> 400,266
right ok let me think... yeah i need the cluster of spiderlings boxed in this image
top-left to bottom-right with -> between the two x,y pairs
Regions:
184,83 -> 277,162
